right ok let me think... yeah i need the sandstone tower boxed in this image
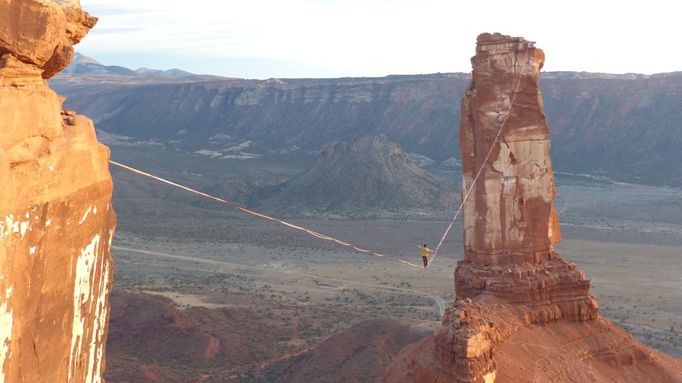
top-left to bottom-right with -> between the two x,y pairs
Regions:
382,33 -> 682,383
0,1 -> 115,382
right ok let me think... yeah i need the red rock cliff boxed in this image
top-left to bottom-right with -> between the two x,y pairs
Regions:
0,1 -> 115,382
382,33 -> 682,383
454,34 -> 597,323
459,33 -> 559,265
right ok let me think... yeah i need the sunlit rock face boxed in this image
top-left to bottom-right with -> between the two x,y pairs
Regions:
459,33 -> 560,267
381,33 -> 682,383
0,1 -> 115,382
453,33 -> 597,319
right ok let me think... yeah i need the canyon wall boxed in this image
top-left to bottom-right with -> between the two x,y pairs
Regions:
382,33 -> 682,383
53,68 -> 682,186
0,1 -> 115,382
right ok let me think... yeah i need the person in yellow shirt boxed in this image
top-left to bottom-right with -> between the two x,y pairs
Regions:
418,244 -> 433,268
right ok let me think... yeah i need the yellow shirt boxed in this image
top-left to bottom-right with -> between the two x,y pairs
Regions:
420,246 -> 432,258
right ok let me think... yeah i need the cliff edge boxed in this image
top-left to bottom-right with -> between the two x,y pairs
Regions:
0,1 -> 115,382
382,33 -> 682,383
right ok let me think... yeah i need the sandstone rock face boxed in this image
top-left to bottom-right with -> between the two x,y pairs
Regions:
0,0 -> 97,79
455,34 -> 598,326
382,33 -> 682,383
0,1 -> 115,382
459,33 -> 559,266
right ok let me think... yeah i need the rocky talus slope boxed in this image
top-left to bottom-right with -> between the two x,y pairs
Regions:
381,33 -> 682,383
270,319 -> 428,383
0,1 -> 115,382
256,135 -> 449,215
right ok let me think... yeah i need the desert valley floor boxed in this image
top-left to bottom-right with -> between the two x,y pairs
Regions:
103,144 -> 682,382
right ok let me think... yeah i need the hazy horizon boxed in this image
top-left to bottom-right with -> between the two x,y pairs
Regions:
79,0 -> 682,79
73,50 -> 682,80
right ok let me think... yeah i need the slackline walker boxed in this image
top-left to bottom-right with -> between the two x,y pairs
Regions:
109,160 -> 424,268
109,53 -> 525,271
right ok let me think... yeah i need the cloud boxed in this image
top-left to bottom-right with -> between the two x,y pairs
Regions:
79,0 -> 682,78
90,27 -> 146,35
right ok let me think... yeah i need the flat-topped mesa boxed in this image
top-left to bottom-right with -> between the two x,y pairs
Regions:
0,1 -> 115,382
460,32 -> 558,267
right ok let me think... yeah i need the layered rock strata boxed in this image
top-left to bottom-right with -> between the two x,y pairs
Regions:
455,34 -> 598,326
0,1 -> 115,382
382,33 -> 682,383
459,33 -> 560,266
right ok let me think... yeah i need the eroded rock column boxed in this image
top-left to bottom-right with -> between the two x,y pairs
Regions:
459,33 -> 559,267
382,33 -> 681,383
0,1 -> 115,382
450,33 -> 598,382
454,35 -> 597,323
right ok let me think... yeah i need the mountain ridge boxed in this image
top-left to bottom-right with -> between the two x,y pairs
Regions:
62,52 -> 195,77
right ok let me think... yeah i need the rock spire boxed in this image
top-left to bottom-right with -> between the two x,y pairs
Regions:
460,33 -> 559,266
382,33 -> 682,383
453,33 -> 597,320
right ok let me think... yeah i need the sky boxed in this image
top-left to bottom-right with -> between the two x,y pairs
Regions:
79,0 -> 682,79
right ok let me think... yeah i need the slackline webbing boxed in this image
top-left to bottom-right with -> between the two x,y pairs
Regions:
109,160 -> 424,268
428,53 -> 525,269
109,53 -> 526,271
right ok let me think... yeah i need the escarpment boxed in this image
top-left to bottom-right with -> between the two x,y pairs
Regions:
382,33 -> 682,383
0,1 -> 115,382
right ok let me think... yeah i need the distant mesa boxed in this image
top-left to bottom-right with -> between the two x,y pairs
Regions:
51,58 -> 682,186
254,135 -> 452,216
60,53 -> 676,81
